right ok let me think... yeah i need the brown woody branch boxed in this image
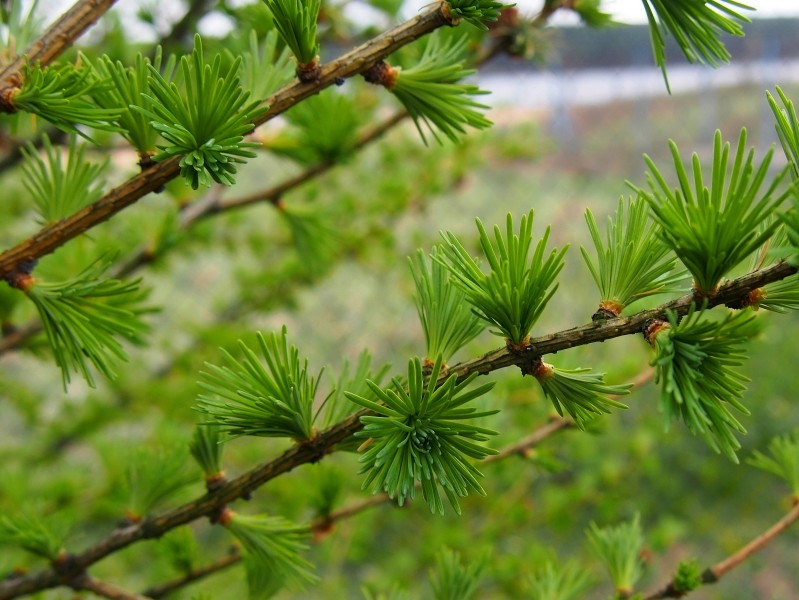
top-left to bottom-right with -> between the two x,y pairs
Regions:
0,0 -> 118,89
643,500 -> 799,599
141,548 -> 240,599
141,412 -> 574,597
69,573 -> 150,600
0,3 -> 454,282
3,262 -> 793,600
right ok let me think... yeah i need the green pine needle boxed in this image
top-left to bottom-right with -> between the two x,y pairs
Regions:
634,128 -> 793,295
158,527 -> 200,574
429,548 -> 486,600
189,423 -> 224,479
672,558 -> 703,594
581,196 -> 684,315
437,210 -> 568,346
85,49 -> 175,154
262,0 -> 321,67
390,34 -> 492,145
445,0 -> 507,30
224,512 -> 318,591
125,445 -> 196,519
21,133 -> 109,224
586,514 -> 644,596
244,554 -> 286,599
757,275 -> 799,313
278,202 -> 340,277
0,514 -> 64,561
270,89 -> 366,165
197,326 -> 320,441
132,34 -> 268,189
409,247 -> 485,363
320,350 -> 390,430
641,0 -> 752,91
12,60 -> 123,135
766,87 -> 799,262
767,86 -> 799,181
650,307 -> 758,462
747,431 -> 799,497
346,356 -> 498,515
24,260 -> 149,389
527,560 -> 594,600
533,362 -> 631,429
237,29 -> 294,101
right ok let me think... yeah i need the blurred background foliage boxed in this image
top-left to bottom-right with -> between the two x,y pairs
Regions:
1,1 -> 799,598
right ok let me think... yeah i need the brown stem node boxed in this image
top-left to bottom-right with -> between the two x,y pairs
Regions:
643,319 -> 670,346
725,288 -> 765,310
296,57 -> 321,83
362,60 -> 399,90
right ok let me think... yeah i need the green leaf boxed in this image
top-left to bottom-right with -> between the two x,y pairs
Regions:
633,128 -> 793,295
532,362 -> 631,429
346,356 -> 498,515
641,0 -> 752,91
586,514 -> 644,596
197,326 -> 320,441
437,210 -> 567,345
747,430 -> 799,497
224,512 -> 318,591
388,33 -> 492,145
23,259 -> 150,389
132,34 -> 268,189
766,87 -> 799,262
21,133 -> 109,224
409,247 -> 485,363
581,196 -> 684,316
650,307 -> 757,462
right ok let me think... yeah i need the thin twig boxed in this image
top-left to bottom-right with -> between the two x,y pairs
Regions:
643,500 -> 799,599
0,261 -> 793,599
0,0 -> 118,88
141,413 -> 573,596
141,549 -> 240,599
0,4 -> 453,281
70,573 -> 151,600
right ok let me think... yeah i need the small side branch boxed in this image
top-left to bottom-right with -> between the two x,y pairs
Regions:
141,549 -> 240,599
0,0 -> 118,89
70,573 -> 151,600
644,500 -> 799,599
0,4 -> 451,281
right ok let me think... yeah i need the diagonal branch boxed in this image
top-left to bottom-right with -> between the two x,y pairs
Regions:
141,411 -> 575,597
0,3 -> 453,282
0,0 -> 118,89
2,262 -> 793,599
644,500 -> 799,599
69,573 -> 151,600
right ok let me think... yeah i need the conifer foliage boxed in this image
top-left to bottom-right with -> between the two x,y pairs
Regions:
1,0 -> 799,599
